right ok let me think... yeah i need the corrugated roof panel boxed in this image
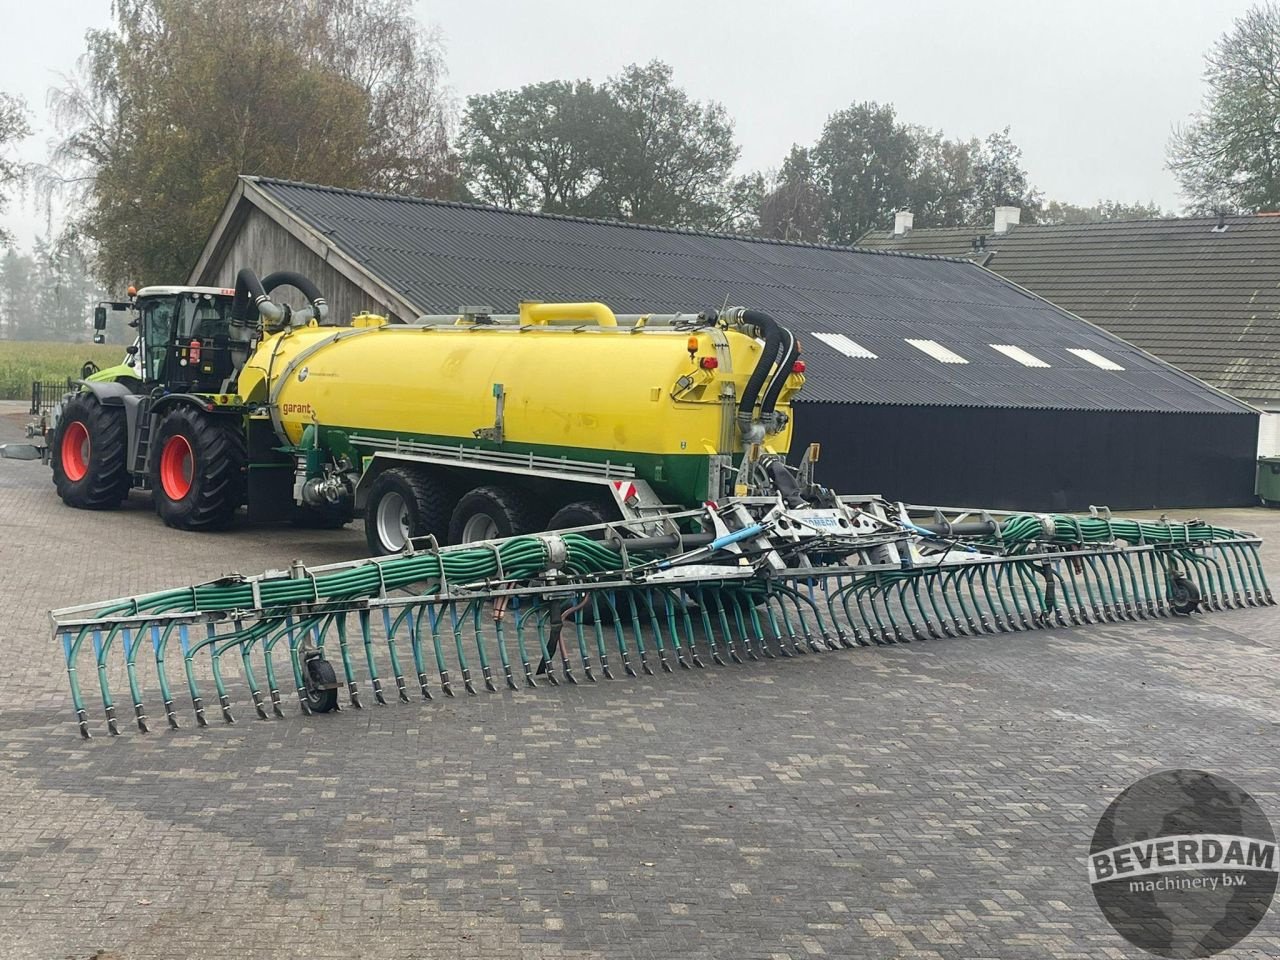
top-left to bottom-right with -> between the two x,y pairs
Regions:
859,214 -> 1280,401
245,178 -> 1252,415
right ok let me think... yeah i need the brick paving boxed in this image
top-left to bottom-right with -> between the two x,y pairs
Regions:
1,401 -> 1278,959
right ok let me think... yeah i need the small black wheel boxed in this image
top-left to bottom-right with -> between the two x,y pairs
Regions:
546,498 -> 618,536
150,406 -> 246,530
1169,573 -> 1202,615
304,657 -> 339,713
364,468 -> 455,555
448,484 -> 537,544
50,392 -> 131,509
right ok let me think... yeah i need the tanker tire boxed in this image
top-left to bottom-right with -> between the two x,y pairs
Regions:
547,499 -> 618,537
50,392 -> 131,510
449,484 -> 537,545
150,407 -> 246,531
364,468 -> 454,555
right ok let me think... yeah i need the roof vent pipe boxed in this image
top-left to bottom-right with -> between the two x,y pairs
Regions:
993,206 -> 1021,234
893,210 -> 914,236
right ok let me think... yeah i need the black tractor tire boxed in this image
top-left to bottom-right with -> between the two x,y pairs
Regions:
150,406 -> 246,531
546,499 -> 618,537
448,484 -> 537,545
364,468 -> 455,555
50,392 -> 131,510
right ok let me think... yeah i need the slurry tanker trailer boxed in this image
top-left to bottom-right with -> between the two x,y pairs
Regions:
30,269 -> 806,555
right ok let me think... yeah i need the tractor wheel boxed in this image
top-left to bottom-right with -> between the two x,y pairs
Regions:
1169,573 -> 1202,616
150,406 -> 246,530
364,468 -> 454,555
546,498 -> 618,536
449,484 -> 537,544
50,392 -> 131,510
303,657 -> 339,713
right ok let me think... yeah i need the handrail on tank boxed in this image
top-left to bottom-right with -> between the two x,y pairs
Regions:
518,301 -> 618,328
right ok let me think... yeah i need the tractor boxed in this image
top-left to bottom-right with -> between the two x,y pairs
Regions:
43,270 -> 335,530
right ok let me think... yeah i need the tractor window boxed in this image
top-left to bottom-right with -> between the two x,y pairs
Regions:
140,296 -> 179,382
179,294 -> 231,341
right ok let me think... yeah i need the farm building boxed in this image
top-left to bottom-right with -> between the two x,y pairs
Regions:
860,209 -> 1280,455
189,177 -> 1258,511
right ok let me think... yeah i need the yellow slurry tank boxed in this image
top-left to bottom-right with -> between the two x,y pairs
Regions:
236,301 -> 804,552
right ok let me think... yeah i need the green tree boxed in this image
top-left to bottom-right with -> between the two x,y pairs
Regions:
0,93 -> 31,247
593,61 -> 741,228
1039,199 -> 1167,224
811,102 -> 918,245
458,61 -> 744,230
460,80 -> 611,214
1170,3 -> 1280,213
906,128 -> 979,228
49,0 -> 454,286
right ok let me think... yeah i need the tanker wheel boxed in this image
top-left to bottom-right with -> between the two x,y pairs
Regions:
364,468 -> 453,555
449,484 -> 537,544
150,406 -> 246,531
1169,572 -> 1202,615
547,499 -> 618,537
50,392 -> 131,510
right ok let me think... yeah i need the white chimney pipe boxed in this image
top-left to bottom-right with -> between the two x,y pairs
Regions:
893,210 -> 914,236
993,206 -> 1021,234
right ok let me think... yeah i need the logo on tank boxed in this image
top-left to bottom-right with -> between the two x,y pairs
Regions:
298,366 -> 309,382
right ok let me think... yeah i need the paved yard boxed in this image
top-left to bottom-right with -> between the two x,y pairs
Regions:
1,400 -> 1277,959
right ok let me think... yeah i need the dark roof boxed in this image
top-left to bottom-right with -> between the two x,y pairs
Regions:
240,178 -> 1250,415
859,215 -> 1280,403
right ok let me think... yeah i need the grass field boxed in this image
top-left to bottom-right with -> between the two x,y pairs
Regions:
0,341 -> 124,401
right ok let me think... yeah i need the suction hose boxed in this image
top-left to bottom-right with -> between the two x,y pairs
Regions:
230,268 -> 283,326
735,309 -> 787,442
262,271 -> 329,324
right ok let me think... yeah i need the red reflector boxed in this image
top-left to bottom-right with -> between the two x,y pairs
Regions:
699,356 -> 718,369
792,360 -> 806,374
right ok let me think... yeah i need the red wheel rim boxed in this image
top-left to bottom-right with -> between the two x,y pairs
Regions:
159,434 -> 194,500
61,421 -> 90,481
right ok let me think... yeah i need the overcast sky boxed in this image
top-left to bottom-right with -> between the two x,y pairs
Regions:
0,0 -> 1258,248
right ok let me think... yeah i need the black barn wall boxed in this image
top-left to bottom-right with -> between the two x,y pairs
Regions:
791,404 -> 1259,511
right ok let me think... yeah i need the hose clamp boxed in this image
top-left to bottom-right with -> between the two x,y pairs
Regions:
540,534 -> 568,576
1035,513 -> 1056,539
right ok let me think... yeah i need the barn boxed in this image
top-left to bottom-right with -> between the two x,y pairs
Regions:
189,177 -> 1258,511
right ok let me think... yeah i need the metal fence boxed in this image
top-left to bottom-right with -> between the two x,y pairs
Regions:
30,379 -> 74,416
